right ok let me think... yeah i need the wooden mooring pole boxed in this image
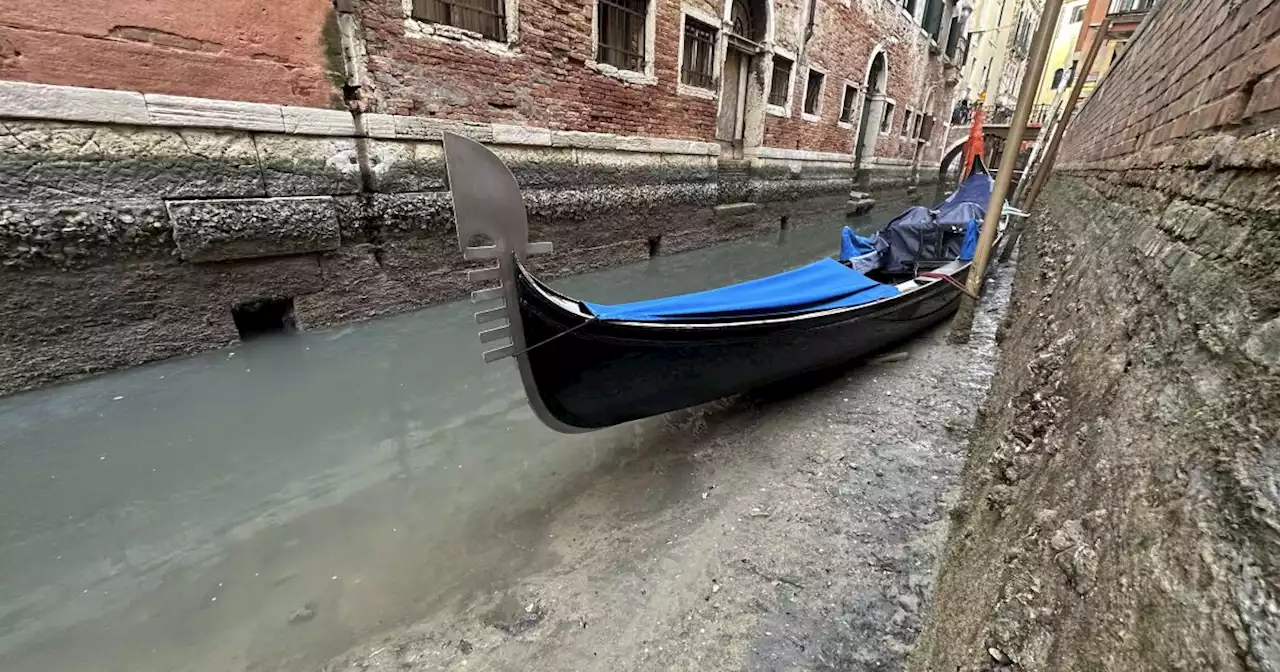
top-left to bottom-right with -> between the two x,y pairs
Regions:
997,22 -> 1109,264
949,0 -> 1065,344
1020,17 -> 1113,212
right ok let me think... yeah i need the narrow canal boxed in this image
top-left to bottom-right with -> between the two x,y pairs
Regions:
0,190 -> 942,672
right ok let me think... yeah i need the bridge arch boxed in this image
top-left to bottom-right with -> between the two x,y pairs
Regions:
939,138 -> 967,176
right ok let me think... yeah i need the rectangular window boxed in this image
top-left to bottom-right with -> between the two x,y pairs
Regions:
901,0 -> 917,14
412,0 -> 507,41
597,0 -> 648,71
803,69 -> 825,116
839,85 -> 857,123
923,0 -> 944,40
680,17 -> 716,89
769,57 -> 794,107
901,110 -> 913,136
913,113 -> 924,139
880,101 -> 895,133
1070,5 -> 1086,22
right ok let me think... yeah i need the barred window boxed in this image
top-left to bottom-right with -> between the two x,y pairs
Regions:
411,0 -> 507,42
768,57 -> 793,107
880,101 -> 895,133
597,0 -> 648,71
803,69 -> 824,116
839,84 -> 857,123
681,17 -> 717,89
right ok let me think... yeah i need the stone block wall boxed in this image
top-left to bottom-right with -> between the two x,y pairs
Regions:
914,0 -> 1280,669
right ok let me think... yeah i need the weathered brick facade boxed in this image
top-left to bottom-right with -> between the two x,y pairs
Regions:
356,0 -> 956,161
0,0 -> 340,107
760,0 -> 955,161
916,0 -> 1280,668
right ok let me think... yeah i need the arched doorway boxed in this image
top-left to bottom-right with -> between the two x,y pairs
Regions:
854,50 -> 888,169
718,0 -> 769,157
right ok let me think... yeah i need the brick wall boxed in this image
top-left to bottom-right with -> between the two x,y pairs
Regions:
0,0 -> 340,107
762,0 -> 953,159
1059,0 -> 1280,168
915,0 -> 1280,669
357,0 -> 720,139
357,0 -> 955,156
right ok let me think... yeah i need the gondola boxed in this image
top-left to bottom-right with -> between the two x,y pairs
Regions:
443,132 -> 1015,432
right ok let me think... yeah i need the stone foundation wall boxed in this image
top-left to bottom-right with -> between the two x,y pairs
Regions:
0,82 -> 938,397
913,0 -> 1280,668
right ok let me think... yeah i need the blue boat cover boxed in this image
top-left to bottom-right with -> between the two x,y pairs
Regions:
936,201 -> 984,261
938,170 -> 995,213
584,258 -> 900,322
839,226 -> 879,262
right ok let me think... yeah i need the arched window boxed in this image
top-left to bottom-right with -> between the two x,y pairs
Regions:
730,0 -> 754,38
1051,68 -> 1064,89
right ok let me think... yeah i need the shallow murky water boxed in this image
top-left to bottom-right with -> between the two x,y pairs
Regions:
0,192 -> 935,671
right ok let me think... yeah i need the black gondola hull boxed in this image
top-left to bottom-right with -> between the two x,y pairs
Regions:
516,265 -> 972,429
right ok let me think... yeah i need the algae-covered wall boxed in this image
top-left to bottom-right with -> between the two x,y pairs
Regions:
913,0 -> 1280,668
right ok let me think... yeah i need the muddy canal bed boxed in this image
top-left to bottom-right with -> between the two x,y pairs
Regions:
328,262 -> 1014,671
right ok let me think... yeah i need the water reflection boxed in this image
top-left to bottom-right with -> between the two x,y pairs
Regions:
0,193 -> 925,671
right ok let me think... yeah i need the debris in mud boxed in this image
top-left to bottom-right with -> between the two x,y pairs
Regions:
287,603 -> 317,624
483,592 -> 547,636
868,351 -> 912,365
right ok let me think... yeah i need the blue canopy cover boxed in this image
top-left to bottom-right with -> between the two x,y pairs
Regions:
584,258 -> 900,322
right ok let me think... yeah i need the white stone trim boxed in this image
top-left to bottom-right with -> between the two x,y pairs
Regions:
145,94 -> 286,132
401,0 -> 520,57
590,0 -> 658,83
677,83 -> 718,100
0,80 -> 720,156
0,80 -> 149,124
865,156 -> 913,166
757,146 -> 854,162
676,9 -> 722,99
587,62 -> 659,86
800,64 -> 826,122
283,106 -> 359,135
864,42 -> 890,90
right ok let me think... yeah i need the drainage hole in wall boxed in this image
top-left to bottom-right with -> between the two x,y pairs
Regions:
780,216 -> 790,231
232,297 -> 297,340
647,235 -> 662,257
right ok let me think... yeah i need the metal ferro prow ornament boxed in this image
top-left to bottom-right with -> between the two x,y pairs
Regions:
440,132 -> 580,431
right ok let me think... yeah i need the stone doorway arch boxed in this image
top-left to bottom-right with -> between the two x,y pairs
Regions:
854,49 -> 888,169
717,0 -> 772,158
